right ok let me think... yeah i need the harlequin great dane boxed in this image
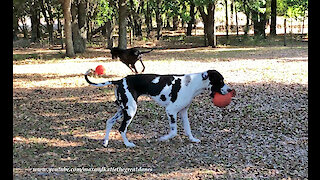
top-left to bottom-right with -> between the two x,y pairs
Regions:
84,69 -> 231,147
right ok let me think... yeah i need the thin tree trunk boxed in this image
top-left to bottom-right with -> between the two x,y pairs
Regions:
155,0 -> 162,40
302,16 -> 305,34
199,2 -> 216,47
39,0 -> 54,44
225,0 -> 229,39
245,13 -> 249,36
105,20 -> 113,49
60,0 -> 75,57
270,0 -> 277,35
145,1 -> 152,37
284,18 -> 286,46
31,0 -> 41,42
13,11 -> 19,41
186,0 -> 195,36
57,10 -> 64,49
71,0 -> 86,53
118,0 -> 128,49
173,15 -> 178,30
234,1 -> 239,36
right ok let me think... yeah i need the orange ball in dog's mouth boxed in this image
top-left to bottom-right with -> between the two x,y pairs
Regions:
212,89 -> 236,108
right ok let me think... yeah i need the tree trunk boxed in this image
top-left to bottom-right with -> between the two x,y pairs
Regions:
57,11 -> 64,49
199,2 -> 216,47
252,11 -> 266,38
105,20 -> 113,49
69,0 -> 86,53
118,0 -> 128,49
302,16 -> 305,34
21,17 -> 29,39
30,0 -> 41,42
186,0 -> 195,36
13,10 -> 19,41
60,0 -> 75,57
270,0 -> 277,35
129,0 -> 142,38
234,0 -> 239,36
244,12 -> 250,36
260,12 -> 266,38
39,0 -> 54,44
225,0 -> 229,39
284,18 -> 286,46
165,16 -> 171,29
155,0 -> 162,40
71,0 -> 86,53
172,15 -> 178,30
243,0 -> 250,36
252,10 -> 259,36
145,1 -> 152,37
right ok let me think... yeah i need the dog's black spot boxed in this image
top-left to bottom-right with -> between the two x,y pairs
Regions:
169,114 -> 175,124
160,94 -> 166,101
202,72 -> 208,80
117,79 -> 129,104
119,110 -> 131,132
184,75 -> 191,86
169,79 -> 181,103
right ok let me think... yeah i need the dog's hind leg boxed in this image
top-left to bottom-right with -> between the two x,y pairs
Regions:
103,109 -> 123,147
179,107 -> 201,143
125,63 -> 136,73
118,105 -> 138,147
130,64 -> 139,74
159,109 -> 178,141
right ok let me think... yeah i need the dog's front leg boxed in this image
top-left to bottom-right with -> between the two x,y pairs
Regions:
139,57 -> 145,72
179,107 -> 201,143
159,109 -> 178,141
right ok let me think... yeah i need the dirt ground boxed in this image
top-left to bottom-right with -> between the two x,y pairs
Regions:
13,42 -> 308,179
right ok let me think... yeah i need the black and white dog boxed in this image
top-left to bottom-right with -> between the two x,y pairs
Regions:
84,69 -> 231,147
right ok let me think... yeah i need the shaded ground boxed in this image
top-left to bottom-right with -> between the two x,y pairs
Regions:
13,39 -> 308,179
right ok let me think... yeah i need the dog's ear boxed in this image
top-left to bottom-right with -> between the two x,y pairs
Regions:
202,72 -> 209,80
207,70 -> 221,81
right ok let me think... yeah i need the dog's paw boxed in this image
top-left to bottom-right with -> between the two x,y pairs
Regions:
124,142 -> 136,148
190,138 -> 201,143
103,140 -> 108,147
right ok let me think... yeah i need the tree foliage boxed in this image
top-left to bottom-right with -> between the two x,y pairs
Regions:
13,0 -> 308,53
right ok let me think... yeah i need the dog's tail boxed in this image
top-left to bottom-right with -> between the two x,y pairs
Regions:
139,48 -> 154,55
84,69 -> 118,87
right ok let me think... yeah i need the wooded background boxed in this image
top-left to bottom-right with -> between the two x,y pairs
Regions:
13,0 -> 308,57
